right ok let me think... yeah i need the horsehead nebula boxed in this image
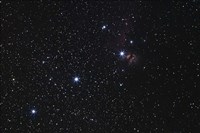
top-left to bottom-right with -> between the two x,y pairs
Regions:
126,52 -> 137,64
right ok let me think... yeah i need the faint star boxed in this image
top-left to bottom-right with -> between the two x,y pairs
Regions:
102,25 -> 106,30
119,83 -> 123,87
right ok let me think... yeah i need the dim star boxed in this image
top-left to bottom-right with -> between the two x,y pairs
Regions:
102,25 -> 106,30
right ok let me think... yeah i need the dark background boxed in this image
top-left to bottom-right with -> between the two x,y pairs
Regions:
1,1 -> 200,132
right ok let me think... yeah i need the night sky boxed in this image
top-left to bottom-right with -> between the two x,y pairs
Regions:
1,1 -> 200,133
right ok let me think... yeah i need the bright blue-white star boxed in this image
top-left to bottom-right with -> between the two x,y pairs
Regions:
31,109 -> 36,114
74,77 -> 79,82
120,51 -> 125,56
130,40 -> 133,44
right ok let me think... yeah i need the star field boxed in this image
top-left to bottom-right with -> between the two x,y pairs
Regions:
1,1 -> 200,132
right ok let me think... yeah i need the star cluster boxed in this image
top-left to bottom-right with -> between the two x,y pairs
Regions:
1,1 -> 200,132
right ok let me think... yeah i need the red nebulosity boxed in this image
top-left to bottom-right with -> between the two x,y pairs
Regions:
106,16 -> 134,50
126,53 -> 137,64
117,17 -> 133,47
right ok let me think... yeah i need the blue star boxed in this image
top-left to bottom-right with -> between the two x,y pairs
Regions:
74,77 -> 79,82
120,51 -> 125,57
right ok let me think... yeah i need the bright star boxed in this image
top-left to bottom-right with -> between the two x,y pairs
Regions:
130,40 -> 133,44
74,77 -> 79,82
120,51 -> 125,56
31,109 -> 36,114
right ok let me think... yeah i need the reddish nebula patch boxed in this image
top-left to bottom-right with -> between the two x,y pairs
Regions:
126,53 -> 137,64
